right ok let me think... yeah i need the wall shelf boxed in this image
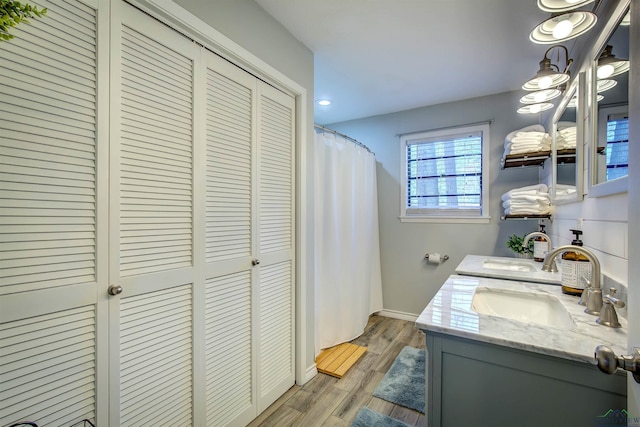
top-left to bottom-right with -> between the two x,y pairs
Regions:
501,151 -> 551,169
501,214 -> 552,220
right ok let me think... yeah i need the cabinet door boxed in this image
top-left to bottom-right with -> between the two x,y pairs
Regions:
109,2 -> 201,425
0,0 -> 107,425
203,52 -> 258,427
256,82 -> 296,412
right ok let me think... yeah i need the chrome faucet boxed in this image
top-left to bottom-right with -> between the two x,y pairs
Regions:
542,245 -> 603,315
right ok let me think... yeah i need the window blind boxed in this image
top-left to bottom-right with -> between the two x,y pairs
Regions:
605,115 -> 629,181
406,131 -> 483,216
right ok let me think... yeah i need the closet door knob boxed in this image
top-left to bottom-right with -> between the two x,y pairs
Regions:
595,345 -> 640,383
252,259 -> 260,266
108,285 -> 123,296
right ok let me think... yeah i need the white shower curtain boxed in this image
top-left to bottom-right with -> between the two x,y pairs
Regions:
314,130 -> 383,355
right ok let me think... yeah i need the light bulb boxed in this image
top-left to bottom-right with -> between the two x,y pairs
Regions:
538,76 -> 553,89
553,19 -> 574,39
597,64 -> 614,79
317,99 -> 331,106
531,104 -> 541,114
534,92 -> 547,103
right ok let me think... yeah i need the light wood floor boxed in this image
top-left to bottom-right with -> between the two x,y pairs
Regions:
248,315 -> 426,427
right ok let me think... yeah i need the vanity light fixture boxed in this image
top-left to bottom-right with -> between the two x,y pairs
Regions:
596,45 -> 629,79
519,88 -> 562,104
537,0 -> 595,13
517,102 -> 554,114
522,45 -> 572,91
530,11 -> 597,44
596,79 -> 617,93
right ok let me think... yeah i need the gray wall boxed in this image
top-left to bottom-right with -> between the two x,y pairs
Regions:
172,0 -> 317,375
329,91 -> 547,316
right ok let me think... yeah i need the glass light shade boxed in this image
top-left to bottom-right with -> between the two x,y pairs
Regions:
522,70 -> 570,91
517,103 -> 554,114
597,46 -> 630,79
596,79 -> 617,93
537,0 -> 595,12
530,11 -> 597,44
519,89 -> 562,104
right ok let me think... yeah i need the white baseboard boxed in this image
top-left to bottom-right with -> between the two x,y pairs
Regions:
298,363 -> 318,386
376,309 -> 419,322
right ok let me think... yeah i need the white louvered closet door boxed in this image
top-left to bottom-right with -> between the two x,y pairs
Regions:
203,53 -> 257,427
203,53 -> 296,424
109,2 -> 202,426
256,82 -> 296,412
0,0 -> 108,426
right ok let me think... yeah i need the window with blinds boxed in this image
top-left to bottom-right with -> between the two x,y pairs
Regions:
401,123 -> 490,220
605,115 -> 629,181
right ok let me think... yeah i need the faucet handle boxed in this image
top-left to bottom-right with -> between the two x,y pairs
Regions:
597,289 -> 624,328
578,276 -> 591,306
604,288 -> 625,309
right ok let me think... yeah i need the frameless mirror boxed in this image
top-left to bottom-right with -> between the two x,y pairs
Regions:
552,74 -> 583,204
589,4 -> 630,197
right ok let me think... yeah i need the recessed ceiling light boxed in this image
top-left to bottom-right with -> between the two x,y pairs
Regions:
317,99 -> 331,106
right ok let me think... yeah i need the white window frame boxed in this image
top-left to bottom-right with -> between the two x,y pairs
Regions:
399,123 -> 491,223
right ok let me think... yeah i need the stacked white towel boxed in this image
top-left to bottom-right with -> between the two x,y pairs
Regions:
503,124 -> 551,158
501,183 -> 551,216
556,123 -> 577,149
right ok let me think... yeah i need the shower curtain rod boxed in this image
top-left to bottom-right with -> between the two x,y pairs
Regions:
314,124 -> 374,155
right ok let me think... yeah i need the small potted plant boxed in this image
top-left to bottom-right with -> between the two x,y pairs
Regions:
506,233 -> 534,258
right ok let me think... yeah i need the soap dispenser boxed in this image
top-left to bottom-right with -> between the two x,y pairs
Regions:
560,229 -> 592,296
533,224 -> 549,262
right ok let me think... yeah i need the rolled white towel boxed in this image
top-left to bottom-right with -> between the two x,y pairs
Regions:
501,184 -> 549,202
509,146 -> 549,155
504,124 -> 546,145
507,194 -> 550,203
505,205 -> 552,215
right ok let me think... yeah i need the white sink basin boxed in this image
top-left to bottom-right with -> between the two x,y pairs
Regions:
482,258 -> 536,272
471,287 -> 576,329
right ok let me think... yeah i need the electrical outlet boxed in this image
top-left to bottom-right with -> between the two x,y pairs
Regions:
576,218 -> 583,229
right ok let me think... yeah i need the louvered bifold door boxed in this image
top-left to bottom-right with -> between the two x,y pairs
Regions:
0,0 -> 106,425
256,82 -> 296,412
203,51 -> 258,427
110,2 -> 201,426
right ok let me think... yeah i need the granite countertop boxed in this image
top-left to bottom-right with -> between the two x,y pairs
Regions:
455,254 -> 562,285
415,274 -> 627,364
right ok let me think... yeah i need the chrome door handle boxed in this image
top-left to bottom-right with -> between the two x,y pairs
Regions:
595,345 -> 640,383
108,285 -> 123,296
252,259 -> 260,266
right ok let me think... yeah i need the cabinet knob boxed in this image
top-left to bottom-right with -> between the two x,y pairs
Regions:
252,259 -> 260,266
108,285 -> 123,296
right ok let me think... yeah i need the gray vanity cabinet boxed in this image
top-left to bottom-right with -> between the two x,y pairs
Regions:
424,331 -> 627,427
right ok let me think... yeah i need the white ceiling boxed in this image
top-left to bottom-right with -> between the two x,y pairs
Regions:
254,0 -> 569,125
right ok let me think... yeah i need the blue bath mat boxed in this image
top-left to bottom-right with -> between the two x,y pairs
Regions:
372,346 -> 426,413
350,407 -> 412,427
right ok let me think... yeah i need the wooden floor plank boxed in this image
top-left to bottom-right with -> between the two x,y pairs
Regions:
252,315 -> 426,427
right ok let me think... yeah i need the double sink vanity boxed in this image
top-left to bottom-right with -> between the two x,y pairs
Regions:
416,254 -> 628,427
